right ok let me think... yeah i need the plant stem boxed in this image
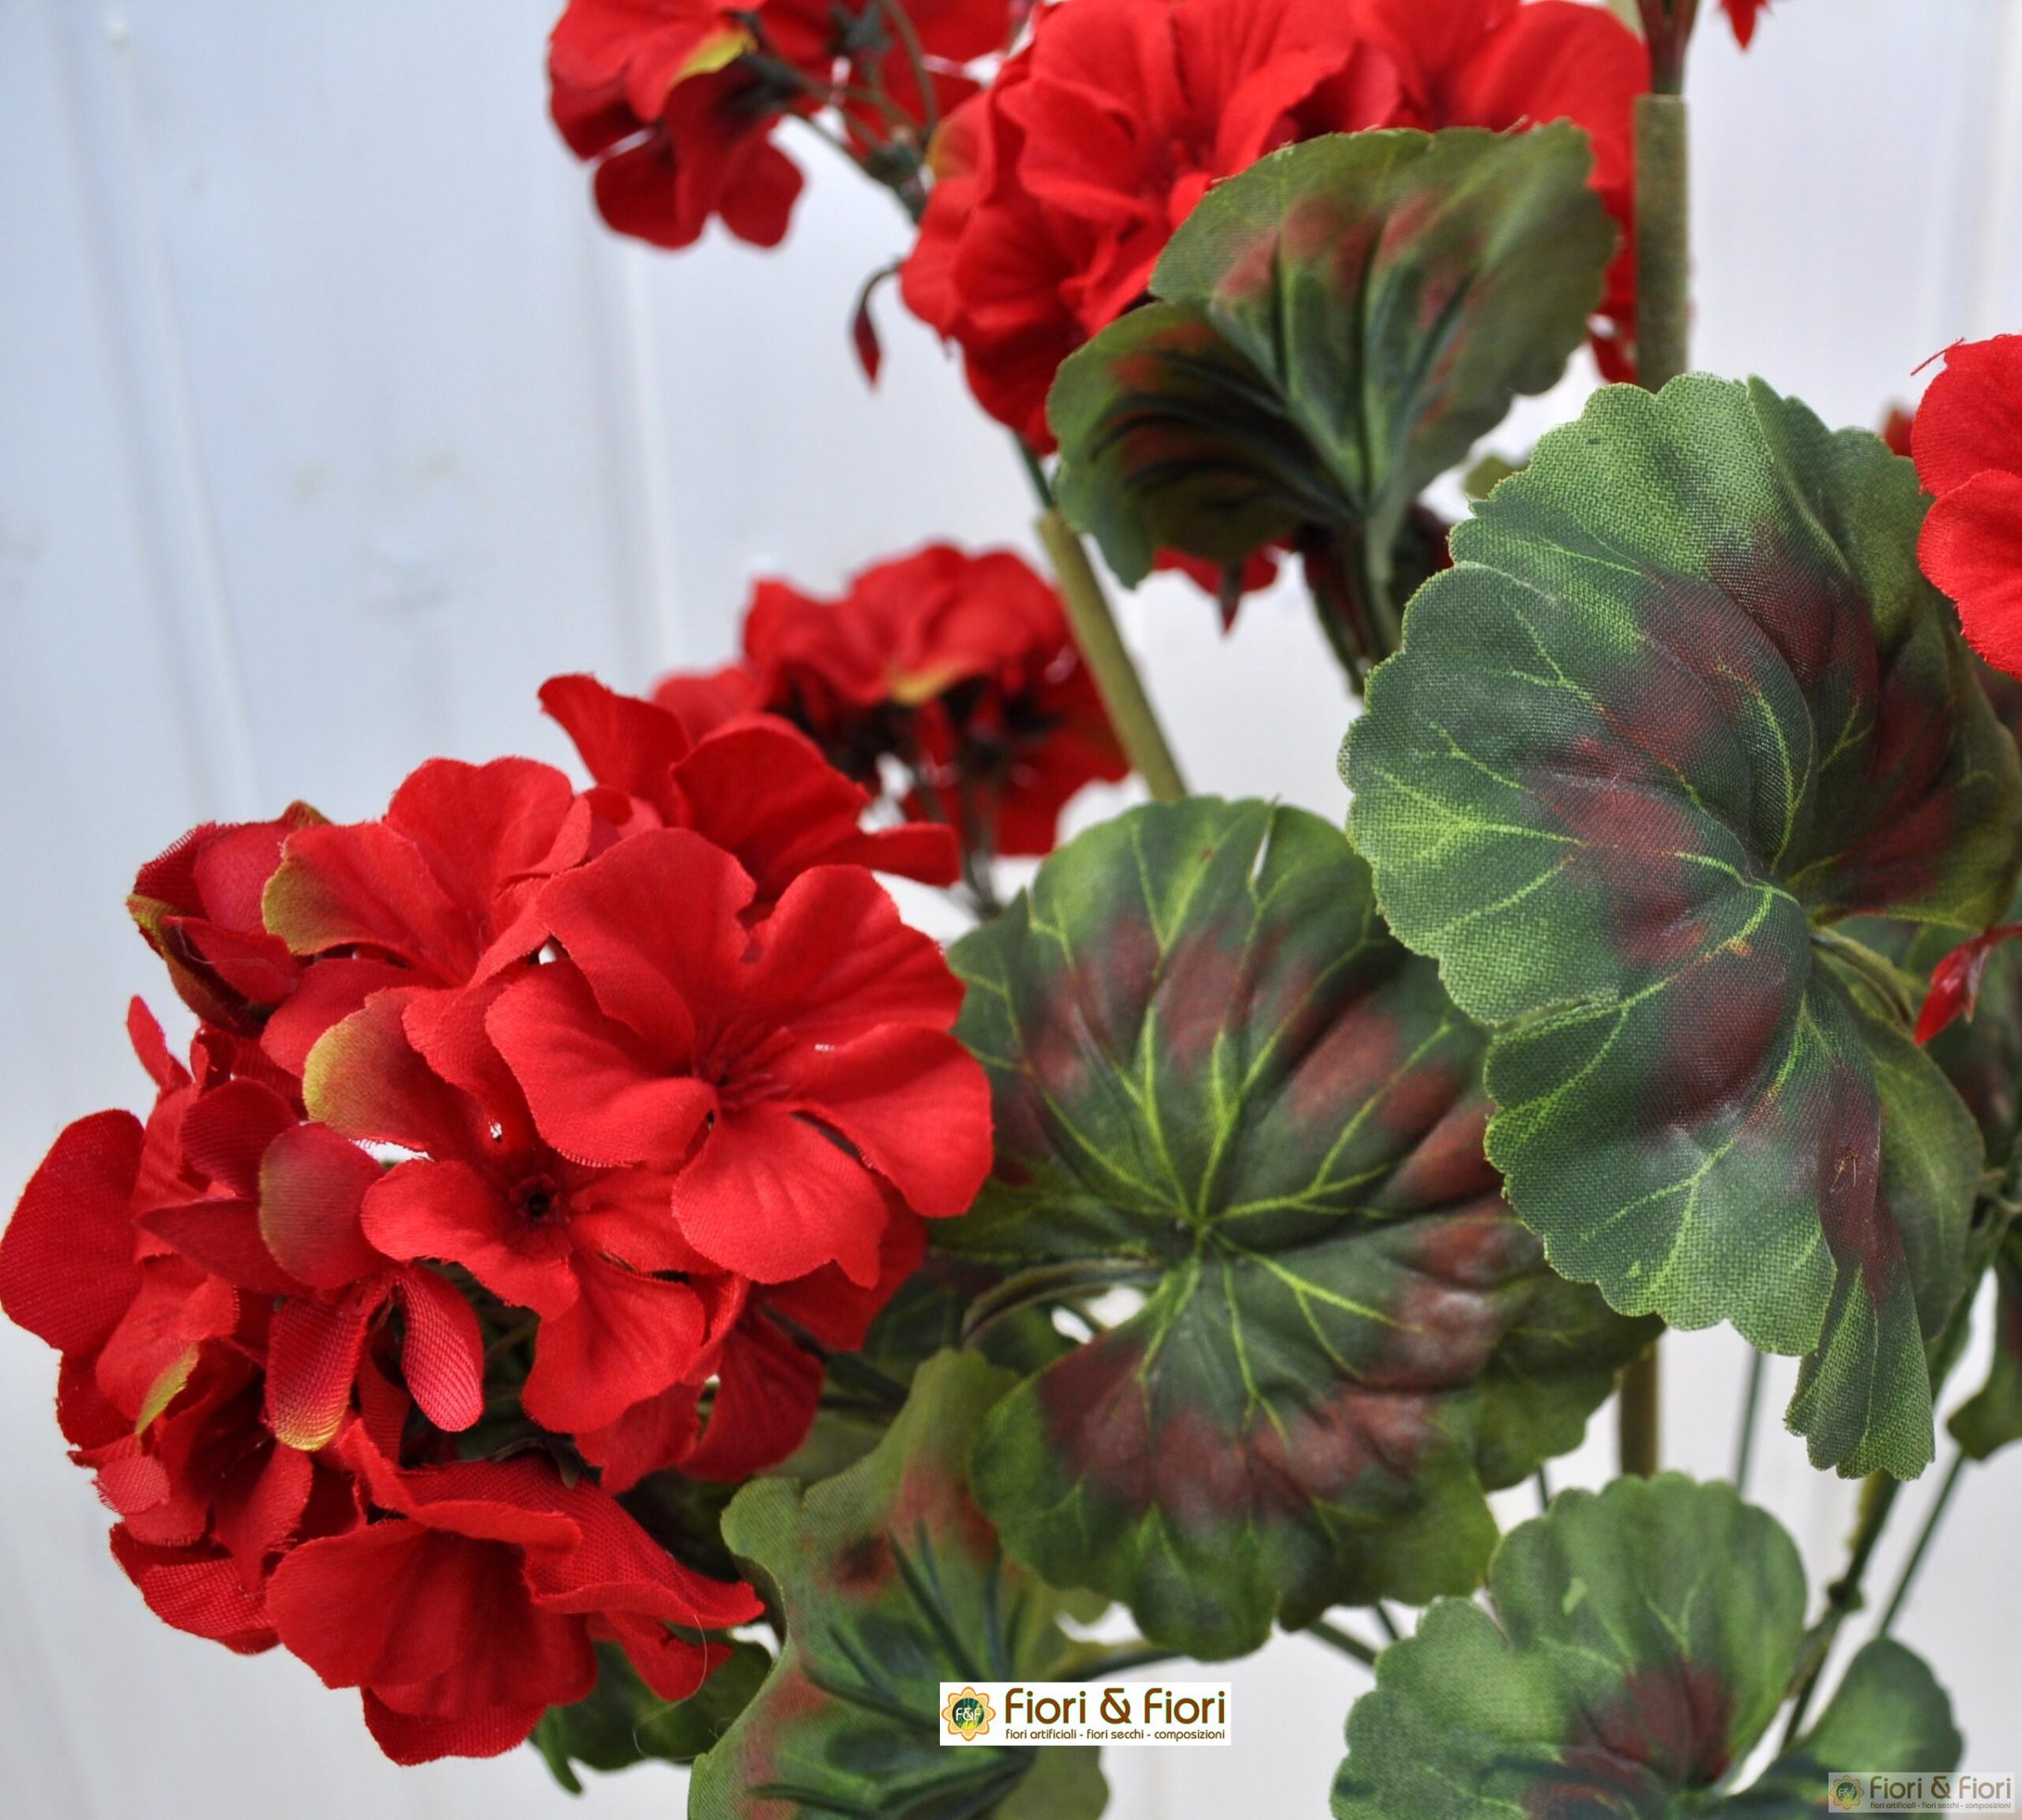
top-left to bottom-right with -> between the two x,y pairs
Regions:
1535,1464 -> 1554,1511
1811,924 -> 1922,1029
1734,1347 -> 1768,1498
1304,1618 -> 1381,1668
1618,1341 -> 1661,1478
960,1258 -> 1154,1345
1633,92 -> 1690,389
1612,51 -> 1695,1483
1069,1643 -> 1180,1679
1372,1603 -> 1403,1645
1781,1472 -> 1904,1745
1037,508 -> 1188,803
1878,1451 -> 1968,1637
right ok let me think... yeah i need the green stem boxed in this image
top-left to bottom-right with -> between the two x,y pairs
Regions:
1373,1603 -> 1403,1645
1734,1347 -> 1768,1497
1038,507 -> 1188,803
1304,1619 -> 1381,1668
1782,1472 -> 1904,1745
874,0 -> 939,140
1811,924 -> 1922,1029
1633,92 -> 1690,389
1618,1341 -> 1661,1478
1535,1464 -> 1554,1512
960,1258 -> 1155,1346
1069,1644 -> 1179,1680
1878,1451 -> 1968,1637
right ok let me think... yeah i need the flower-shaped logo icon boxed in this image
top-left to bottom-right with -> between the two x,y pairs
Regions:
1829,1777 -> 1865,1812
941,1685 -> 995,1742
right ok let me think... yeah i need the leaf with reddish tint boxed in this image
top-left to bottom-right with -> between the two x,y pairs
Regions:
1332,1476 -> 1960,1818
1344,376 -> 2022,1479
945,799 -> 1652,1659
1049,127 -> 1613,589
688,1352 -> 1107,1820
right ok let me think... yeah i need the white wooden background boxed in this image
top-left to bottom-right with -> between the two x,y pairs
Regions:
2,1 -> 2019,1812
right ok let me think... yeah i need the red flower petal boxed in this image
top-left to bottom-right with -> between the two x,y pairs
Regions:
258,1122 -> 388,1291
362,1160 -> 577,1318
266,1292 -> 374,1452
361,1693 -> 548,1765
522,1253 -> 712,1434
672,1104 -> 890,1284
393,1267 -> 487,1434
1913,333 -> 2022,497
1921,468 -> 2022,679
779,1025 -> 993,1218
0,1111 -> 145,1355
488,961 -> 716,1170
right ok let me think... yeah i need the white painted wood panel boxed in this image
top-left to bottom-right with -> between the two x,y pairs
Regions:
2,2 -> 2018,1813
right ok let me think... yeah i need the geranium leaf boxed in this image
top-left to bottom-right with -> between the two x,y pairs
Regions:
687,1352 -> 1107,1820
1049,126 -> 1614,588
1344,375 -> 2022,1478
1331,1476 -> 1960,1818
945,798 -> 1652,1660
1950,1228 -> 2022,1461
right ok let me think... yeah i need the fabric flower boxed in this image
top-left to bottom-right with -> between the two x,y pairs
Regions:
548,0 -> 1013,251
487,828 -> 990,1285
265,1439 -> 761,1764
901,0 -> 1647,446
735,543 -> 1129,857
305,985 -> 737,1436
539,672 -> 960,893
1913,334 -> 2022,679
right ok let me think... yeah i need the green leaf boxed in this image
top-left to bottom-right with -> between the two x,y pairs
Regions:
1344,375 -> 2022,1478
687,1352 -> 1107,1820
531,1641 -> 769,1792
946,798 -> 1652,1660
1951,1227 -> 2022,1461
1332,1476 -> 1961,1818
1049,126 -> 1614,593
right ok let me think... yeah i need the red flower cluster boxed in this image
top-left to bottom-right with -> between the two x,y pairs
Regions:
631,543 -> 1129,866
548,0 -> 1012,250
1913,335 -> 2022,681
901,0 -> 1649,447
0,694 -> 994,1762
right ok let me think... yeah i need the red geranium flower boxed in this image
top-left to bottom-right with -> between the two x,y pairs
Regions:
303,985 -> 738,1437
487,828 -> 990,1285
901,0 -> 1647,446
266,1440 -> 761,1764
539,672 -> 960,893
1914,334 -> 2022,679
549,0 -> 1013,251
736,543 -> 1129,856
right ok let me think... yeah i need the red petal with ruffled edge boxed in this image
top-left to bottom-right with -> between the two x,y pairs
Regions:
776,1025 -> 992,1218
672,1104 -> 889,1285
1922,469 -> 2022,678
488,961 -> 716,1169
521,1253 -> 711,1435
266,1292 -> 374,1451
363,1160 -> 576,1317
0,1111 -> 145,1355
